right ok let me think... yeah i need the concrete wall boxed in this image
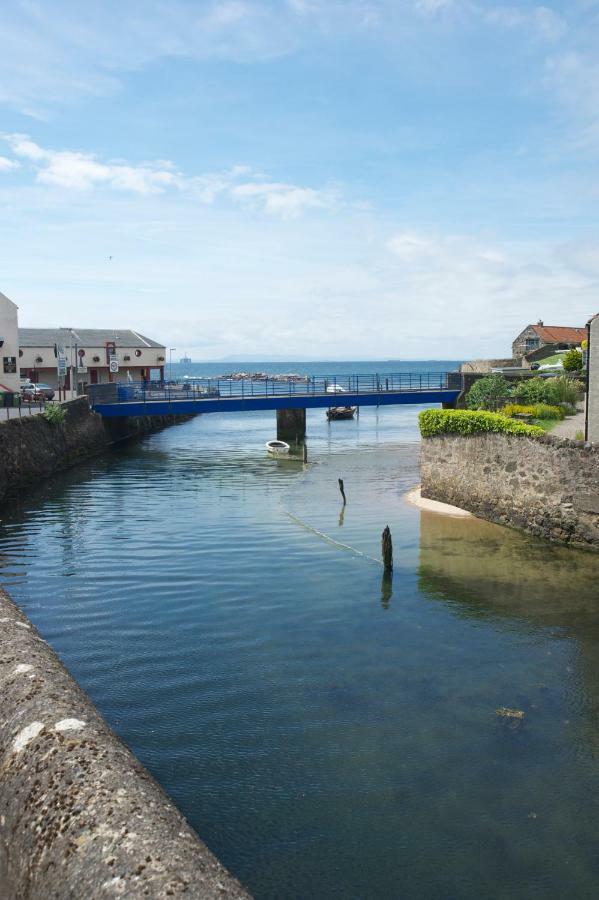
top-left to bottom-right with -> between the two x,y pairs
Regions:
0,587 -> 248,899
0,397 -> 188,506
0,291 -> 20,393
588,314 -> 599,443
421,432 -> 599,551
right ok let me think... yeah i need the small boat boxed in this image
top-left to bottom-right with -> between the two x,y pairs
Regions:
327,406 -> 357,420
266,439 -> 290,455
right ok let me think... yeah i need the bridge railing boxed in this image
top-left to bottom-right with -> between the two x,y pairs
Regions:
88,372 -> 461,407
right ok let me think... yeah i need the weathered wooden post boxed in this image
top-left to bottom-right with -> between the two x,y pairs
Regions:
338,478 -> 346,505
382,525 -> 393,572
303,442 -> 308,463
381,572 -> 393,609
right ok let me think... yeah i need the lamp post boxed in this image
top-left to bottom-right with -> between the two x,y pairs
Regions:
169,348 -> 176,384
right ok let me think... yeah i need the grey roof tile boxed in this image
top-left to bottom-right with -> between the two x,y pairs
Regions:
18,328 -> 164,349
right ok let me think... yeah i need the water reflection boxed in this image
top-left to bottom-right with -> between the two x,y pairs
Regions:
418,511 -> 599,630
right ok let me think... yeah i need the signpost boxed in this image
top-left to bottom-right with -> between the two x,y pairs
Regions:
55,342 -> 67,401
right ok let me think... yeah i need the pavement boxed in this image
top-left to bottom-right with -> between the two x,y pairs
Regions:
0,404 -> 45,422
550,407 -> 586,439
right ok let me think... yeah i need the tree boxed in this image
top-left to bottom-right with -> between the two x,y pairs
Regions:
466,374 -> 511,410
562,349 -> 583,372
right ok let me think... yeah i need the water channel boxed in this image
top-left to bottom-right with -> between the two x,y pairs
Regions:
1,395 -> 599,898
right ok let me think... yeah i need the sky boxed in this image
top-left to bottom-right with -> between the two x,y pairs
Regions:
0,0 -> 598,360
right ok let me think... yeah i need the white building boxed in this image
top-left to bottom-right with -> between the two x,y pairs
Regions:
19,328 -> 167,393
0,291 -> 20,395
587,314 -> 599,442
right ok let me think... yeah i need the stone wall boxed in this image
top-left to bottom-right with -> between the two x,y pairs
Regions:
0,398 -> 187,506
0,588 -> 248,899
421,432 -> 599,551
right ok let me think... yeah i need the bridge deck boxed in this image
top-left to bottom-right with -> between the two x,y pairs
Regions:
89,373 -> 462,418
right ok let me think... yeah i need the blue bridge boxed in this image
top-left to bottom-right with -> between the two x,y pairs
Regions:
89,371 -> 463,420
89,372 -> 463,441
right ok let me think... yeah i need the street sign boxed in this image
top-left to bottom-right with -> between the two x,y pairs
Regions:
109,357 -> 119,374
56,342 -> 67,377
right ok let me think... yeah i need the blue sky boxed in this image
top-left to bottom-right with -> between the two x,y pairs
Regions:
0,0 -> 598,359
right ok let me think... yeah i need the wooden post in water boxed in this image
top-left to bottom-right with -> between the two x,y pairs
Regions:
338,478 -> 347,505
382,525 -> 393,572
303,443 -> 308,463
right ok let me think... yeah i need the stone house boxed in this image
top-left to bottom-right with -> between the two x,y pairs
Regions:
512,321 -> 586,359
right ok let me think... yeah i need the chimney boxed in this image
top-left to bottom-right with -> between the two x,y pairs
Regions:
537,319 -> 544,326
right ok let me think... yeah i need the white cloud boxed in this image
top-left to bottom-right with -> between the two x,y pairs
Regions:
0,133 -> 337,216
0,156 -> 19,172
230,181 -> 338,217
483,5 -> 566,41
544,51 -> 599,149
386,232 -> 437,261
3,134 -> 184,194
414,0 -> 455,15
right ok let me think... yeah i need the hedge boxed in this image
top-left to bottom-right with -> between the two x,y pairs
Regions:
418,409 -> 544,438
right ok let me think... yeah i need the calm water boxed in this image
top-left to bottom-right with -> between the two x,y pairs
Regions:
2,362 -> 599,898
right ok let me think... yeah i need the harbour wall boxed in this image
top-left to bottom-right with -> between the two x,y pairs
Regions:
421,433 -> 599,551
0,397 -> 188,506
0,587 -> 249,899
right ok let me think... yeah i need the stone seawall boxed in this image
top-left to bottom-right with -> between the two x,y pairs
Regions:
0,588 -> 248,899
421,433 -> 599,551
0,398 -> 187,506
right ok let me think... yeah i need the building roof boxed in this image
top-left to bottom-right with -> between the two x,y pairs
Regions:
18,328 -> 164,349
531,324 -> 586,344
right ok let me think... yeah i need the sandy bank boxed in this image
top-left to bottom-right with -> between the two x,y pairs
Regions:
405,486 -> 473,518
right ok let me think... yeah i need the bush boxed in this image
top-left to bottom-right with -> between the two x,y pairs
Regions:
466,374 -> 511,410
42,403 -> 66,426
543,375 -> 583,407
418,409 -> 544,438
562,349 -> 583,372
512,376 -> 547,404
501,403 -> 564,420
513,374 -> 584,407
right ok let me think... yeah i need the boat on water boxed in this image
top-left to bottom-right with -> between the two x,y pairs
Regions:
266,439 -> 290,455
327,406 -> 357,420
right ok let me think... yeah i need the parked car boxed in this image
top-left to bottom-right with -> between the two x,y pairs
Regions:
32,383 -> 55,400
21,384 -> 45,402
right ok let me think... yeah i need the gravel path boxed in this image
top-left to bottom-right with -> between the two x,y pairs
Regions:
550,407 -> 586,439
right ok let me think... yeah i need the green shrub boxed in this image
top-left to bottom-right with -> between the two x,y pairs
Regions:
512,376 -> 547,404
543,375 -> 583,407
532,403 -> 564,420
418,409 -> 544,438
466,374 -> 511,410
562,348 -> 583,372
43,403 -> 66,426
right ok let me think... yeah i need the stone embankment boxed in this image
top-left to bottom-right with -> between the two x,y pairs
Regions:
0,397 -> 187,506
0,587 -> 249,899
421,432 -> 599,551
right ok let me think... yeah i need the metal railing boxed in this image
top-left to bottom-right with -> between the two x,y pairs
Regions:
88,372 -> 461,407
0,398 -> 46,420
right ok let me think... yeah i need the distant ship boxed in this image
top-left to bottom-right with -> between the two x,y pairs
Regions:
179,355 -> 192,366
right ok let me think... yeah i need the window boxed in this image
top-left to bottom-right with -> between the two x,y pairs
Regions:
3,356 -> 17,374
525,338 -> 539,350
